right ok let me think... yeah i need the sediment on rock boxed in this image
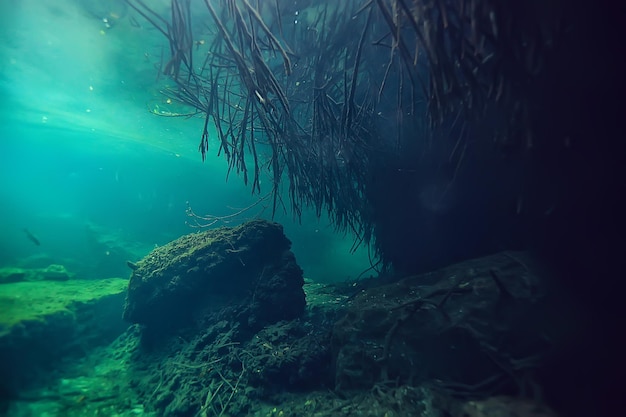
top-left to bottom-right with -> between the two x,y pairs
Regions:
123,219 -> 306,333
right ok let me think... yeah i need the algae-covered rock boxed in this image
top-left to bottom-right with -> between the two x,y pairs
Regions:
0,264 -> 75,283
123,219 -> 305,331
0,278 -> 128,334
0,268 -> 27,284
39,264 -> 75,281
0,278 -> 129,396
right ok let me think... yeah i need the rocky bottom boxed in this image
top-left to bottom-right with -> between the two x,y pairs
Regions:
3,251 -> 567,417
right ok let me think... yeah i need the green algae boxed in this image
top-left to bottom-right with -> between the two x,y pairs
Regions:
0,278 -> 128,335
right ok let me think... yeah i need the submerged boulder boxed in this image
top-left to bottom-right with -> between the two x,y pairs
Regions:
332,252 -> 558,392
0,264 -> 75,283
123,220 -> 305,331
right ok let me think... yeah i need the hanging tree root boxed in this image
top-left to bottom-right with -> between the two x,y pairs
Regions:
185,192 -> 272,229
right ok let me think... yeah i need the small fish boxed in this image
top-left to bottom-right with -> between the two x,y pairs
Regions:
23,228 -> 41,246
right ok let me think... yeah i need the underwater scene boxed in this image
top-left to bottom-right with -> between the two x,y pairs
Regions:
0,0 -> 623,416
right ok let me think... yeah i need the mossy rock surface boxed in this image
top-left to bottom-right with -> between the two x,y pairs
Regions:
0,264 -> 75,284
0,277 -> 129,396
123,219 -> 306,332
0,278 -> 127,336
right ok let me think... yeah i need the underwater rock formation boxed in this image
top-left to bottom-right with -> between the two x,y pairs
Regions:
0,278 -> 128,397
0,264 -> 75,284
332,252 -> 557,395
123,279 -> 345,416
123,219 -> 305,332
121,251 -> 566,416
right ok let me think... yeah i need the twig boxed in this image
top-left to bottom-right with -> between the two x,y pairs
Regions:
185,192 -> 271,229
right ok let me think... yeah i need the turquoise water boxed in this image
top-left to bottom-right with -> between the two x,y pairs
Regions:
1,2 -> 621,416
0,0 -> 370,283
